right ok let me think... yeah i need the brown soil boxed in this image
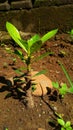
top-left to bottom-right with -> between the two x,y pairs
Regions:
0,33 -> 73,130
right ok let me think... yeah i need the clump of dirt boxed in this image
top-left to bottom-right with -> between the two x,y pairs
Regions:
0,33 -> 73,130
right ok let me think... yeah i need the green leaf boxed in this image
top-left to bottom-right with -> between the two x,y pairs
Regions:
30,40 -> 42,54
70,29 -> 73,35
5,47 -> 11,51
65,121 -> 71,128
35,51 -> 54,61
60,83 -> 68,95
68,87 -> 73,93
66,127 -> 73,130
18,39 -> 28,52
31,85 -> 36,92
14,49 -> 23,59
5,47 -> 12,54
6,21 -> 21,39
6,22 -> 28,53
5,93 -> 12,99
14,49 -> 26,62
55,112 -> 62,119
57,118 -> 65,126
27,34 -> 40,48
41,29 -> 58,43
14,69 -> 24,75
52,82 -> 59,89
33,70 -> 47,77
18,67 -> 27,71
60,83 -> 67,89
12,58 -> 17,62
61,128 -> 65,130
59,87 -> 67,96
58,61 -> 73,88
17,88 -> 25,93
16,38 -> 28,53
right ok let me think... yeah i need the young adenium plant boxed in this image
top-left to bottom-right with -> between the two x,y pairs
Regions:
6,21 -> 58,107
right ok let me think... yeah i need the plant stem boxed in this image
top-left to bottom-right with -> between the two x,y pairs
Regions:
25,55 -> 34,108
25,71 -> 34,108
26,53 -> 31,72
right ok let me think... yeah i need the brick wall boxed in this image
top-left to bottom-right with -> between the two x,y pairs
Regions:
0,0 -> 73,33
0,0 -> 73,10
0,0 -> 32,10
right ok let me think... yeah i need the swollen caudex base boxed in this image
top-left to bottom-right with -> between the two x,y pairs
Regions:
16,71 -> 53,96
25,71 -> 53,108
31,71 -> 53,96
8,71 -> 53,108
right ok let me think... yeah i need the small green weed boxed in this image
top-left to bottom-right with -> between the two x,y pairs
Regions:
58,61 -> 73,90
49,112 -> 73,130
52,82 -> 68,97
57,114 -> 73,130
52,61 -> 73,97
68,29 -> 73,40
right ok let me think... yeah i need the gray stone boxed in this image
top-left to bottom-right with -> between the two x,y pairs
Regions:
10,0 -> 28,1
34,0 -> 73,7
11,0 -> 32,9
0,2 -> 10,10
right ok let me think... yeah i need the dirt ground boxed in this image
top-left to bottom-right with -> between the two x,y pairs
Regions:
0,33 -> 73,130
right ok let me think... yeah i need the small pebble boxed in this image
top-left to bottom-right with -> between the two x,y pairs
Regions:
39,114 -> 41,117
39,103 -> 42,106
53,106 -> 57,111
42,111 -> 46,114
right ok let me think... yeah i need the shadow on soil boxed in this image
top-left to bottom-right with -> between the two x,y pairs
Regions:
0,76 -> 67,130
0,76 -> 27,103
